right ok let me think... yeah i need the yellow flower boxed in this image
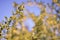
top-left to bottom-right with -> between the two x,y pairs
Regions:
53,21 -> 57,25
13,36 -> 19,40
54,15 -> 56,18
13,30 -> 20,35
43,25 -> 47,33
50,21 -> 53,24
6,34 -> 12,38
18,5 -> 24,11
13,30 -> 16,32
47,20 -> 50,24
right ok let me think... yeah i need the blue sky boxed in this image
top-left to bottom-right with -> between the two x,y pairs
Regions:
0,0 -> 52,22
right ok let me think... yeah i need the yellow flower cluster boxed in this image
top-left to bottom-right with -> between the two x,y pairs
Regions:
0,1 -> 60,40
